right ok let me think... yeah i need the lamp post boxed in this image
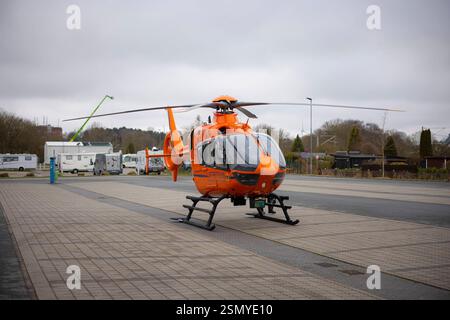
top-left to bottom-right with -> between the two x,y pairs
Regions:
381,112 -> 387,178
306,97 -> 313,174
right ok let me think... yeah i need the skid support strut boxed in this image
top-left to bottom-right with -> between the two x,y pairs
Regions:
176,195 -> 228,231
247,193 -> 299,225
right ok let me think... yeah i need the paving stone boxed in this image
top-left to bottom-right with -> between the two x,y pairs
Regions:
67,181 -> 450,291
0,182 -> 375,299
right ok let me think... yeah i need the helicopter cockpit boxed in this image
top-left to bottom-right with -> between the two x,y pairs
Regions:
195,132 -> 285,172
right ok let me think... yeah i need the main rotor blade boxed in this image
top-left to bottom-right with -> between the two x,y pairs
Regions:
63,104 -> 199,122
235,106 -> 258,119
63,99 -> 403,122
234,102 -> 403,112
172,103 -> 216,113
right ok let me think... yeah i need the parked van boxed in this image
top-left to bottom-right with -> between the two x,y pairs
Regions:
58,153 -> 95,174
136,149 -> 165,175
122,154 -> 138,168
0,154 -> 38,171
94,153 -> 123,175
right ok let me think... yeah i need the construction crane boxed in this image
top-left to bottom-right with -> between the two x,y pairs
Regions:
69,95 -> 114,142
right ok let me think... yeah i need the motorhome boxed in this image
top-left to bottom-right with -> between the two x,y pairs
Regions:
136,149 -> 165,175
0,154 -> 38,171
44,141 -> 113,164
94,153 -> 123,175
122,154 -> 138,168
58,153 -> 96,174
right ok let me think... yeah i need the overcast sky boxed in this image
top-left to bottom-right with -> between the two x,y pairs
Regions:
1,0 -> 449,139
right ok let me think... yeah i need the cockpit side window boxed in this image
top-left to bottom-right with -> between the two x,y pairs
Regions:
254,133 -> 286,168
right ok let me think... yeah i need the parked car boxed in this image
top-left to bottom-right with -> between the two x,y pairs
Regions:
122,153 -> 138,168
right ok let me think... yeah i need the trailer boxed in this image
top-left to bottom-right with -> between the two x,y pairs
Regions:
122,153 -> 138,168
136,149 -> 165,175
0,154 -> 38,171
94,153 -> 123,175
58,153 -> 96,174
44,141 -> 113,164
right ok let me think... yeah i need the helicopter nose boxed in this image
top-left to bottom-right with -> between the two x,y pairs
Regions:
260,155 -> 278,177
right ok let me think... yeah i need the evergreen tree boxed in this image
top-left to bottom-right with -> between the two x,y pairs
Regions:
384,136 -> 398,157
126,142 -> 136,154
419,129 -> 433,158
347,126 -> 361,151
291,134 -> 305,152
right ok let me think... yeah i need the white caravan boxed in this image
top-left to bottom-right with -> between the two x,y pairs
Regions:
122,154 -> 138,168
0,154 -> 38,171
58,153 -> 96,174
44,141 -> 113,164
136,149 -> 165,175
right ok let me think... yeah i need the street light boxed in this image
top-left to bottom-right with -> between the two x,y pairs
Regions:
306,97 -> 313,174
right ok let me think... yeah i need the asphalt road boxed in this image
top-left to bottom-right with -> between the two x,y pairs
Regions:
106,174 -> 450,228
4,174 -> 449,227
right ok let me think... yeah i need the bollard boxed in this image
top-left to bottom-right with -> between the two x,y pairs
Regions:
50,157 -> 56,184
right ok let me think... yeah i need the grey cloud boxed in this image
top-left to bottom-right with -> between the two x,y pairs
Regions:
0,0 -> 449,136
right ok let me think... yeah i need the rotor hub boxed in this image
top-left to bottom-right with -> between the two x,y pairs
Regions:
212,95 -> 238,104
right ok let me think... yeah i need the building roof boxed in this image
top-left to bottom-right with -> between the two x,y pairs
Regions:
45,141 -> 112,147
0,154 -> 37,156
424,156 -> 449,160
45,141 -> 80,146
330,152 -> 377,159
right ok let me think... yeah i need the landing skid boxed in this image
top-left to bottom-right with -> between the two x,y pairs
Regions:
247,193 -> 299,225
176,193 -> 298,231
175,195 -> 228,231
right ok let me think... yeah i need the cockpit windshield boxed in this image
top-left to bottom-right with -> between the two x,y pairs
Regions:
224,134 -> 260,171
253,133 -> 286,168
196,133 -> 261,171
196,132 -> 286,170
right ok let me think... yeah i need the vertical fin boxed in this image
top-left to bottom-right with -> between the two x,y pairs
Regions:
163,108 -> 184,182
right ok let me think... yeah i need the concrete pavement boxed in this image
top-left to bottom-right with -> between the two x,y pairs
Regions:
1,175 -> 449,299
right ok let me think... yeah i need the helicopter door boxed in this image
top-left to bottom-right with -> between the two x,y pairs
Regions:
195,139 -> 218,189
212,136 -> 228,187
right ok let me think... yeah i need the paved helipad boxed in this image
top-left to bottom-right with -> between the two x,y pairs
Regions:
1,176 -> 449,300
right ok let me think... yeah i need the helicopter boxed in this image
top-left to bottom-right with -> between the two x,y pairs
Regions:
64,95 -> 400,230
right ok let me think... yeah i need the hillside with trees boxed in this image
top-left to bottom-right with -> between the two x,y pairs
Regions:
0,111 -> 62,161
1,110 -> 448,164
310,119 -> 421,159
68,123 -> 166,154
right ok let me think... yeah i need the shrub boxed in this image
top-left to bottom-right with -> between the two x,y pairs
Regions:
0,172 -> 9,178
418,168 -> 449,180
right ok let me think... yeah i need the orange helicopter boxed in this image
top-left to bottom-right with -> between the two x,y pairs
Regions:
64,95 -> 400,230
